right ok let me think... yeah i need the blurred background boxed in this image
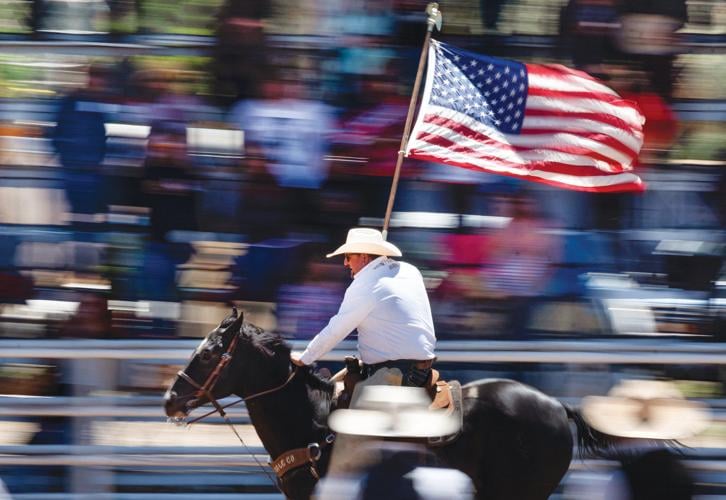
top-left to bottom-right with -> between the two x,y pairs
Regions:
0,0 -> 723,498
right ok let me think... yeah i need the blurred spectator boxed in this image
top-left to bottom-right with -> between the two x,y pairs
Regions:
229,237 -> 308,303
51,64 -> 110,235
0,269 -> 33,307
581,379 -> 710,500
335,0 -> 397,106
330,63 -> 413,220
133,68 -> 206,124
135,118 -> 197,329
334,66 -> 407,168
559,0 -> 620,74
137,236 -> 192,306
0,235 -> 34,307
230,74 -> 335,233
58,293 -> 111,339
142,120 -> 199,238
109,228 -> 193,337
107,0 -> 140,38
433,226 -> 491,308
479,0 -> 508,31
614,0 -> 687,101
27,0 -> 46,37
236,154 -> 290,241
316,183 -> 365,248
276,258 -> 346,340
213,0 -> 272,103
609,66 -> 679,161
482,189 -> 562,337
433,188 -> 562,338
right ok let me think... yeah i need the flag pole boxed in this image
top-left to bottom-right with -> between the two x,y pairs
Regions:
381,3 -> 442,240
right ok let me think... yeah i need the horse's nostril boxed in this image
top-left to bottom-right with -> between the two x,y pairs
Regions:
164,390 -> 177,401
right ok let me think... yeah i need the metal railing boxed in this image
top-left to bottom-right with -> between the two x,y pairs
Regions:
2,338 -> 726,363
1,338 -> 726,497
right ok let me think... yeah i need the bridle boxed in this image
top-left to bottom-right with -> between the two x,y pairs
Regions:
176,331 -> 298,424
176,331 -> 241,420
173,330 -> 333,490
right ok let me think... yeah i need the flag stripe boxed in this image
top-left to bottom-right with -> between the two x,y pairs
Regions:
413,132 -> 624,174
526,64 -> 620,96
528,87 -> 639,109
422,108 -> 637,168
517,129 -> 638,163
523,108 -> 643,138
405,40 -> 645,192
426,107 -> 641,157
408,149 -> 645,192
521,117 -> 642,154
527,76 -> 622,102
416,121 -> 628,172
526,93 -> 644,129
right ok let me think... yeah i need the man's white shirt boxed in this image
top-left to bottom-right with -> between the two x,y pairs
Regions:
299,256 -> 436,365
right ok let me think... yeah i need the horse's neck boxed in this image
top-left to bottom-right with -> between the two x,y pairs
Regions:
242,373 -> 328,460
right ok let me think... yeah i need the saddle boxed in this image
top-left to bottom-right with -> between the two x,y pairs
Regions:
332,357 -> 463,446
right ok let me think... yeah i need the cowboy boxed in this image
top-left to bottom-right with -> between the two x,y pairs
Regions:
290,227 -> 436,389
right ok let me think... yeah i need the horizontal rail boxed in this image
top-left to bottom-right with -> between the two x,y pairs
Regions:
0,454 -> 270,467
570,459 -> 726,474
4,453 -> 726,474
0,405 -> 248,419
4,444 -> 726,460
4,394 -> 726,419
0,348 -> 724,364
0,445 -> 266,455
3,339 -> 726,364
12,495 -> 283,500
0,395 -> 249,418
4,338 -> 726,352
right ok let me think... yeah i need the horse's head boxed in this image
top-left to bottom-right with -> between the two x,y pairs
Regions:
164,307 -> 245,419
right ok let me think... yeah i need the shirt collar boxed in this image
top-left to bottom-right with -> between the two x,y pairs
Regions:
353,255 -> 387,280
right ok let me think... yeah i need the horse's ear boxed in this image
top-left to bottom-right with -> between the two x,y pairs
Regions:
227,307 -> 244,333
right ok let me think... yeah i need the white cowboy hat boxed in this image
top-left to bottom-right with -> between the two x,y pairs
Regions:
326,228 -> 402,259
581,379 -> 711,440
328,386 -> 460,438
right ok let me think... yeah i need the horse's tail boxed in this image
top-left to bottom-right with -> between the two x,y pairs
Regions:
564,404 -> 616,458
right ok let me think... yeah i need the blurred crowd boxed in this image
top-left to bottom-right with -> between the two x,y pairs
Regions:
0,1 -> 723,497
0,0 -> 723,347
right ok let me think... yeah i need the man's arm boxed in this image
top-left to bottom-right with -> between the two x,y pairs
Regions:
292,283 -> 374,366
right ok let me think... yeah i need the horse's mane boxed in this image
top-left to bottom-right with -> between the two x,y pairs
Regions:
237,319 -> 334,424
301,366 -> 335,428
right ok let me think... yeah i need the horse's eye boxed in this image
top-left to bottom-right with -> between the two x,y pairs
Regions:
200,350 -> 213,362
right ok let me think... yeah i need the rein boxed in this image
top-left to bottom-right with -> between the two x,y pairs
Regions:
184,365 -> 299,425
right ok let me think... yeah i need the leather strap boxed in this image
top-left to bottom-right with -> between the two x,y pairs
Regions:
270,447 -> 317,478
364,358 -> 434,377
269,434 -> 335,479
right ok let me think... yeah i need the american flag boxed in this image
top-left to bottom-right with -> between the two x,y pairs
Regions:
406,40 -> 645,192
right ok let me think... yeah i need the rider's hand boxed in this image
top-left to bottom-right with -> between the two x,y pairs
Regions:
290,351 -> 307,367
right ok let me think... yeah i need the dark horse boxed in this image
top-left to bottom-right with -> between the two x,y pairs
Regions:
164,309 -> 611,500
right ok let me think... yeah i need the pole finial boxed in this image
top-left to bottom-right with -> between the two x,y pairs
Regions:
426,3 -> 443,32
